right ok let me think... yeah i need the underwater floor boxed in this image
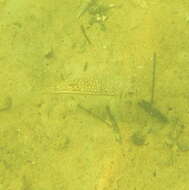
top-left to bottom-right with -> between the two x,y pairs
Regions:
0,0 -> 189,189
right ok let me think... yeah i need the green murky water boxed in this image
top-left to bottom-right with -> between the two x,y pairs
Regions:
0,0 -> 189,189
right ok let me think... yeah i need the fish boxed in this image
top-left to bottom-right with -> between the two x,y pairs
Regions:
138,100 -> 169,123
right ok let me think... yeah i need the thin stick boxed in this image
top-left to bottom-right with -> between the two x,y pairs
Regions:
80,24 -> 92,45
51,90 -> 115,96
78,104 -> 111,127
151,52 -> 157,105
